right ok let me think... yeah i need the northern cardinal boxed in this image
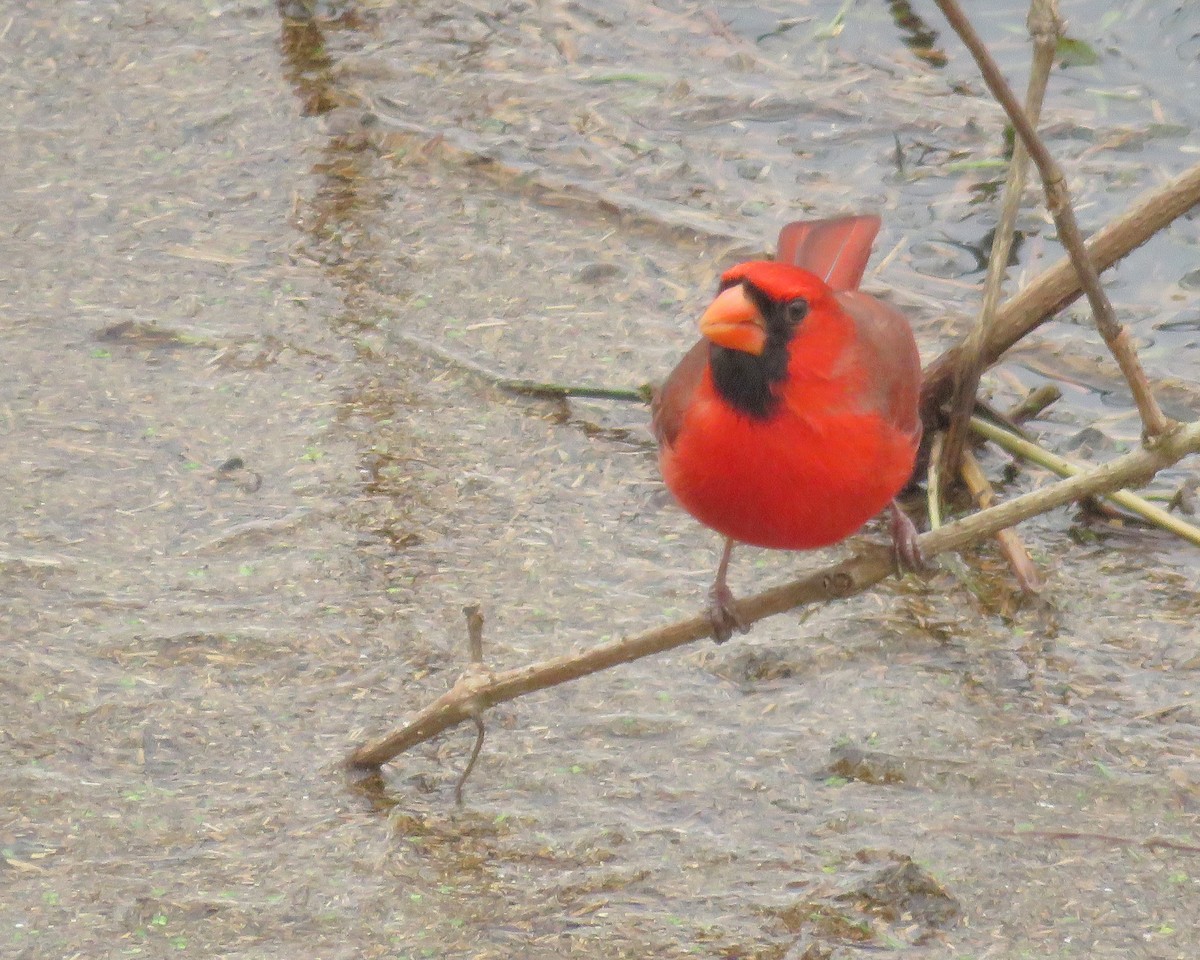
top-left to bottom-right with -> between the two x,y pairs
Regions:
652,215 -> 923,641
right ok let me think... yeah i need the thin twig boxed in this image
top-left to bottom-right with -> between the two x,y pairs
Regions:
454,604 -> 487,805
390,328 -> 651,404
933,0 -> 1171,438
939,0 -> 1058,484
346,419 -> 1200,770
1007,384 -> 1062,424
970,416 -> 1200,548
934,387 -> 1059,593
926,432 -> 976,585
927,433 -> 945,530
454,717 -> 486,806
464,603 -> 484,664
960,448 -> 1041,593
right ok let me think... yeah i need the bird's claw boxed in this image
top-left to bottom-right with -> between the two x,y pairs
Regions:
889,500 -> 929,573
708,582 -> 749,644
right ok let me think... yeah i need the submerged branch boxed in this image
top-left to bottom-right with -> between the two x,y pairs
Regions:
346,420 -> 1200,770
940,826 -> 1200,856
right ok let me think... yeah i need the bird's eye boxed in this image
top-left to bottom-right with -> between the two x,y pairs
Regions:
786,298 -> 809,324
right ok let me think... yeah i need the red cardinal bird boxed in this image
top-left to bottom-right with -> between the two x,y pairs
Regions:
652,215 -> 923,641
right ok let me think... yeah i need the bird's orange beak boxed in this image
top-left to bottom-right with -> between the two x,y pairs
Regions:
698,284 -> 766,356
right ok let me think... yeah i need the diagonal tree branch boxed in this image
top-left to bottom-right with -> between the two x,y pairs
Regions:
932,0 -> 1170,438
920,159 -> 1200,421
939,0 -> 1059,484
346,419 -> 1200,771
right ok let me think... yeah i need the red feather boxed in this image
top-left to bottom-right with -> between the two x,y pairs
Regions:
775,214 -> 882,291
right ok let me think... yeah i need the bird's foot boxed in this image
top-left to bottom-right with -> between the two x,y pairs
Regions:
889,500 -> 928,573
708,581 -> 749,644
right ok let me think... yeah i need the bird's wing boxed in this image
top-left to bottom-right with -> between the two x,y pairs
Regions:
776,215 -> 882,293
651,339 -> 708,448
836,289 -> 923,443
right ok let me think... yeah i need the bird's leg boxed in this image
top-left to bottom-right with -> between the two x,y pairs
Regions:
709,537 -> 749,643
888,499 -> 927,572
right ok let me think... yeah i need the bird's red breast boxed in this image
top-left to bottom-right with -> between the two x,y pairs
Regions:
652,216 -> 921,550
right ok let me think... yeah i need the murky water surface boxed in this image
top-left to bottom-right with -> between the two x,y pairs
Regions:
3,1 -> 1200,957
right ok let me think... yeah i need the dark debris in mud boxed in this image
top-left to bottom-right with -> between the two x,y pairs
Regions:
771,849 -> 960,954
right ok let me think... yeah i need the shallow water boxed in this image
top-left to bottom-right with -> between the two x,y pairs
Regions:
3,1 -> 1199,957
